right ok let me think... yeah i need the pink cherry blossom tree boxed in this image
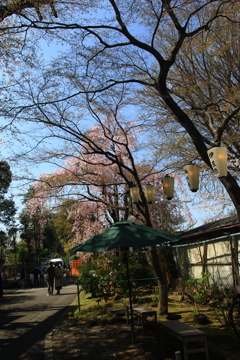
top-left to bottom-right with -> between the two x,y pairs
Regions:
25,115 -> 192,314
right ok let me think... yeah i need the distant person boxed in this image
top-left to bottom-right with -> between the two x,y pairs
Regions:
46,262 -> 55,296
33,267 -> 39,286
39,266 -> 45,286
54,263 -> 62,295
20,267 -> 26,289
65,266 -> 71,285
0,272 -> 3,301
60,264 -> 64,285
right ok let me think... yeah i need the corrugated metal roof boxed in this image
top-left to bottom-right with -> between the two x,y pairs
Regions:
182,214 -> 239,236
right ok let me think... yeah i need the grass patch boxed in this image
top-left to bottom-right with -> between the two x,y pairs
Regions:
74,291 -> 129,320
73,289 -> 240,359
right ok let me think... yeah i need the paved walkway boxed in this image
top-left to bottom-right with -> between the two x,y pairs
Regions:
0,283 -> 77,360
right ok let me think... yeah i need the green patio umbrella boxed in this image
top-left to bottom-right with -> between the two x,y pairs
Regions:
70,220 -> 181,344
70,220 -> 180,253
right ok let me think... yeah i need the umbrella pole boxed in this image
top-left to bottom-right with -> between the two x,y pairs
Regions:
125,250 -> 135,345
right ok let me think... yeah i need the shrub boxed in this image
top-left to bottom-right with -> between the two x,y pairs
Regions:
77,252 -> 154,297
185,272 -> 210,305
185,273 -> 234,325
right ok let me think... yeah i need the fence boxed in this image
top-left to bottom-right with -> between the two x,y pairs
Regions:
173,232 -> 240,289
71,259 -> 84,276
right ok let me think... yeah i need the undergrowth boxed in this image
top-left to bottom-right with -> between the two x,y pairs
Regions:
73,288 -> 240,359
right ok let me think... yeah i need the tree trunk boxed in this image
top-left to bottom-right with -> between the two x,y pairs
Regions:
230,235 -> 240,288
143,202 -> 169,314
147,246 -> 168,315
221,175 -> 240,222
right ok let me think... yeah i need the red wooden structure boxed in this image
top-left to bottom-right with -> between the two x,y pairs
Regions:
71,259 -> 83,275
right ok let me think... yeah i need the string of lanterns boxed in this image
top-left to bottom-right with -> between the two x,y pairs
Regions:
130,146 -> 227,203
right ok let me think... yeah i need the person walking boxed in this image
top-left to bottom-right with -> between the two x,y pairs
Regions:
32,267 -> 39,286
65,266 -> 71,285
39,266 -> 45,286
20,267 -> 26,289
54,263 -> 62,295
46,262 -> 55,295
60,264 -> 64,286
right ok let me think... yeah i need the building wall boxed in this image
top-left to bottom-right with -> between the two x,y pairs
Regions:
173,233 -> 240,288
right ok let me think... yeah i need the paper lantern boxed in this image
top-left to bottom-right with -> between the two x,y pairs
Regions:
143,184 -> 154,204
162,175 -> 174,200
183,164 -> 199,192
130,187 -> 140,203
207,147 -> 227,178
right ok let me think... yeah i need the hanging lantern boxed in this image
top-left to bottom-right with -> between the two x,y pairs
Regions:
183,164 -> 199,192
130,187 -> 140,203
162,175 -> 174,200
143,184 -> 154,204
207,146 -> 227,178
